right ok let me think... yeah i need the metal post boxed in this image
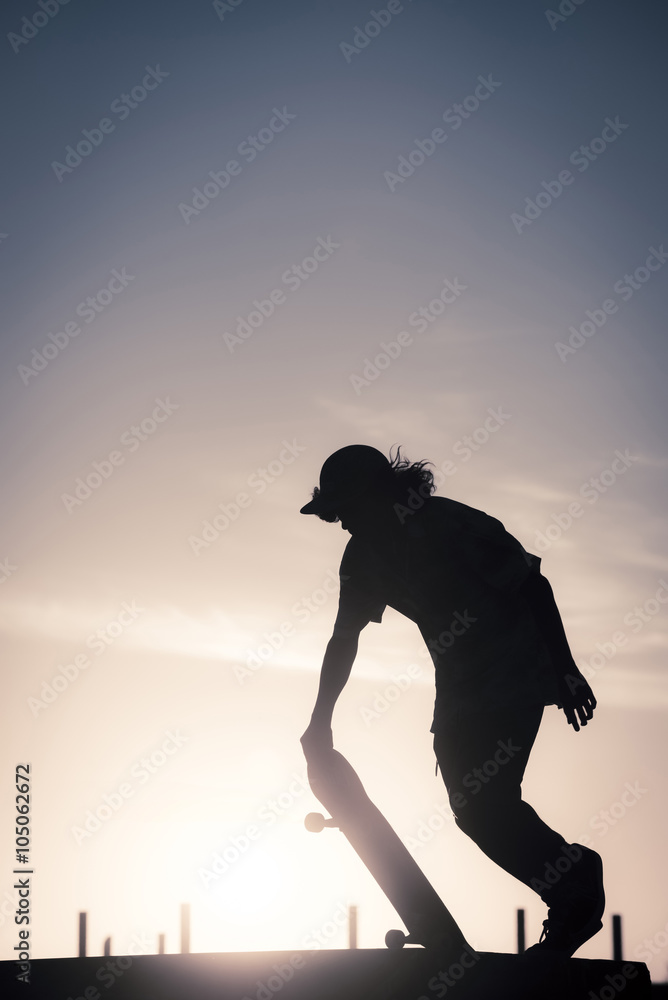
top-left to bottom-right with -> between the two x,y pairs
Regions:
158,933 -> 166,955
103,937 -> 111,956
612,914 -> 623,962
180,903 -> 191,954
78,912 -> 87,958
348,905 -> 358,949
517,908 -> 526,954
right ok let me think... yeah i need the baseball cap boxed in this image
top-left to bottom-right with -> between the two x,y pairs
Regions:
299,445 -> 392,515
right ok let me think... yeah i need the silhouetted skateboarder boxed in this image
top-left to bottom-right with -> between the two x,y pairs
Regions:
300,444 -> 605,956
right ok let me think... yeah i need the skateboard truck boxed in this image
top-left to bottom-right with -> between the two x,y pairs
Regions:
384,925 -> 457,951
304,811 -> 337,833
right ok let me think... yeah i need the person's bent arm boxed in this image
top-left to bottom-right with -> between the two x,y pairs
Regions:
301,632 -> 360,754
518,572 -> 575,668
518,572 -> 596,731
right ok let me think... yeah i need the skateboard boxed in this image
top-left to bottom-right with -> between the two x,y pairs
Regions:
303,747 -> 474,957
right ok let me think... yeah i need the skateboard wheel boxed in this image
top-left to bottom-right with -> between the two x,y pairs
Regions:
304,812 -> 326,833
385,929 -> 407,950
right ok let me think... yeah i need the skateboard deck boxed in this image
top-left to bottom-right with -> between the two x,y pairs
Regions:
304,747 -> 474,958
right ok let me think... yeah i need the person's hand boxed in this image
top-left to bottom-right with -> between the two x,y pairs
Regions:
556,665 -> 596,732
300,718 -> 334,758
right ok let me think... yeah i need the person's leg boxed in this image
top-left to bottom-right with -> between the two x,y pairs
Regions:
433,702 -> 571,892
433,700 -> 605,953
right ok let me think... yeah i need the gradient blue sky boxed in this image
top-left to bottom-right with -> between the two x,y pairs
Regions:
1,0 -> 667,982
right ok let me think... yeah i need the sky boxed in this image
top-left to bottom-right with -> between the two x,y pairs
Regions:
1,0 -> 668,984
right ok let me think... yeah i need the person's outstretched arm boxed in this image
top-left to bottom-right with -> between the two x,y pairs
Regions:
301,632 -> 360,754
519,572 -> 597,732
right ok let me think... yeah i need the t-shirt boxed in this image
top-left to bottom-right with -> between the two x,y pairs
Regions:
331,496 -> 561,731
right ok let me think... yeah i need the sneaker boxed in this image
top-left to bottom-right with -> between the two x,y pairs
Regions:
527,846 -> 605,957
